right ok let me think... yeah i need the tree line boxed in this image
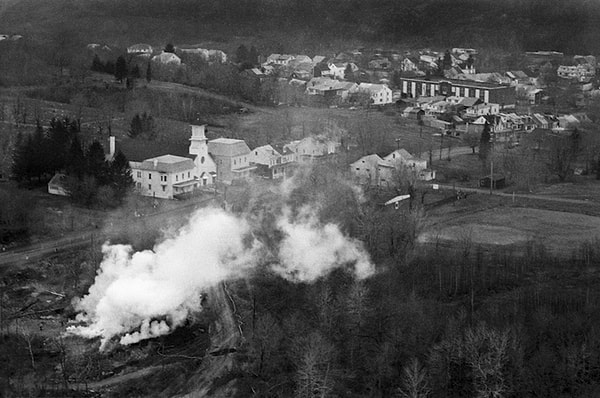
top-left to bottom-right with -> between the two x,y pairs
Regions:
12,117 -> 133,207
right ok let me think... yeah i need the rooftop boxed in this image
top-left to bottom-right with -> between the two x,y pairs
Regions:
136,155 -> 196,173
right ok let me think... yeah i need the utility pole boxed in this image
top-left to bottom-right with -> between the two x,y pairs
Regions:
439,129 -> 444,160
489,138 -> 494,195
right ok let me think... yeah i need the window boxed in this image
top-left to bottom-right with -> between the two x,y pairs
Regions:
162,186 -> 166,192
148,184 -> 151,190
201,156 -> 205,164
182,173 -> 184,179
188,172 -> 190,178
137,171 -> 141,178
160,175 -> 167,182
176,175 -> 178,181
136,182 -> 141,189
148,173 -> 152,179
356,168 -> 360,171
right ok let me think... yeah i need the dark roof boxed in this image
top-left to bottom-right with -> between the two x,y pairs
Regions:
400,76 -> 511,89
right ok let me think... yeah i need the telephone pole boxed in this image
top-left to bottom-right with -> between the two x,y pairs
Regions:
489,137 -> 494,195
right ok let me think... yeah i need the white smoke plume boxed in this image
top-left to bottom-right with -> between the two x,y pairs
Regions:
69,204 -> 373,348
273,207 -> 373,282
68,208 -> 259,349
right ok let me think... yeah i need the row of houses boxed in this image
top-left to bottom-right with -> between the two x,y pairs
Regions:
304,77 -> 393,105
127,125 -> 341,199
126,43 -> 228,65
350,149 -> 436,188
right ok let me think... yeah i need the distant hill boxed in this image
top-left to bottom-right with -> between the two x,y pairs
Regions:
1,0 -> 599,54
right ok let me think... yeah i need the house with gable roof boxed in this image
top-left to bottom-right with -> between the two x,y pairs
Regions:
284,136 -> 340,163
350,154 -> 395,187
357,83 -> 393,105
152,52 -> 181,65
208,138 -> 256,184
250,144 -> 296,179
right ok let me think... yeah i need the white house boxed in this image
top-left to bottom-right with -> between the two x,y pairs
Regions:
322,62 -> 358,80
48,173 -> 69,196
131,155 -> 199,199
350,154 -> 395,187
357,83 -> 393,105
384,149 -> 428,172
129,124 -> 216,199
400,57 -> 419,72
152,52 -> 182,65
250,144 -> 295,179
284,136 -> 340,163
557,64 -> 595,82
464,102 -> 501,117
208,49 -> 227,63
127,43 -> 153,56
208,138 -> 255,184
264,54 -> 295,66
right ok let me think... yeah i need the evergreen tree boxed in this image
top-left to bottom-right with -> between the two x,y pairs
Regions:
91,54 -> 104,72
11,132 -> 31,182
131,64 -> 141,78
344,64 -> 354,81
115,56 -> 128,82
105,60 -> 115,75
236,44 -> 249,64
30,122 -> 48,181
146,62 -> 152,83
164,43 -> 175,53
467,54 -> 475,68
249,46 -> 259,66
479,121 -> 491,162
86,141 -> 108,184
66,134 -> 85,179
47,117 -> 71,173
443,50 -> 453,70
110,150 -> 134,203
129,114 -> 143,138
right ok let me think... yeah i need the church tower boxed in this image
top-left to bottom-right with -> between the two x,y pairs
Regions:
189,124 -> 217,185
189,124 -> 208,157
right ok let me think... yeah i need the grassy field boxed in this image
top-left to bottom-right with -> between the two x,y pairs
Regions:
421,200 -> 600,255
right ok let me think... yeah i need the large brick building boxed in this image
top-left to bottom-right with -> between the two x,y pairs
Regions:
399,77 -> 515,107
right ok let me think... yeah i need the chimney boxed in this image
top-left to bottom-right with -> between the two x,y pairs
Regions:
153,159 -> 158,168
109,136 -> 115,158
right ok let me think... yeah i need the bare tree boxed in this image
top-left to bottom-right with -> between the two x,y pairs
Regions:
398,358 -> 430,398
293,331 -> 335,398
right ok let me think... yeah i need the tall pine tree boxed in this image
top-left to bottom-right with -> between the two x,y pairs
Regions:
115,56 -> 128,82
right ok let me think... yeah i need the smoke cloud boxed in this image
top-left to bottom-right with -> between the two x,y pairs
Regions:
273,207 -> 373,282
68,204 -> 373,348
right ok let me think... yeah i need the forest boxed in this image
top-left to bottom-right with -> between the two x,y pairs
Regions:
2,0 -> 600,54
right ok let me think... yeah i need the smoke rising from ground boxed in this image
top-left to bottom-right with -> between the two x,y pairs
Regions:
68,203 -> 373,348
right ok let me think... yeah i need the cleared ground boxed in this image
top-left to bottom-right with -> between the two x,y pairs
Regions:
419,206 -> 600,253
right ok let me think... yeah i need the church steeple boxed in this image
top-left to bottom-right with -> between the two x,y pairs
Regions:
189,124 -> 208,156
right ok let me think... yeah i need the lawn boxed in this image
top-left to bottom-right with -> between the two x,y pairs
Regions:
420,205 -> 600,254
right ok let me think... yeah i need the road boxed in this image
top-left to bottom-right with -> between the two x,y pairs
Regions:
434,184 -> 599,205
0,194 -> 219,267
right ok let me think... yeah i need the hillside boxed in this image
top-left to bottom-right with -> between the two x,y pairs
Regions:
2,0 -> 600,54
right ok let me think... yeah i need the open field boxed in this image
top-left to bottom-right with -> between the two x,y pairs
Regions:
420,205 -> 600,254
